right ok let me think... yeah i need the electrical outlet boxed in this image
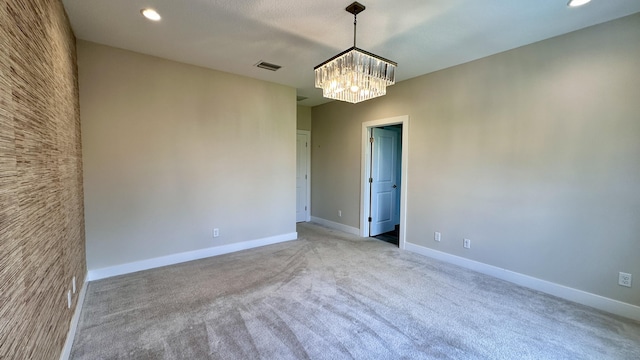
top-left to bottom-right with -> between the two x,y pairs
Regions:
434,232 -> 441,242
213,228 -> 220,238
463,238 -> 471,249
72,276 -> 76,294
619,272 -> 632,287
338,210 -> 342,217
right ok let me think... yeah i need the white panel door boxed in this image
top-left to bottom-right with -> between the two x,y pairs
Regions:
370,128 -> 398,236
296,132 -> 309,222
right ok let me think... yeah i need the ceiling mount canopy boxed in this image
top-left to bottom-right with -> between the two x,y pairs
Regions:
314,2 -> 397,104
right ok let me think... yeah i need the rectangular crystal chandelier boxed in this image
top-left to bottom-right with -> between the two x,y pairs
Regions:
314,2 -> 397,104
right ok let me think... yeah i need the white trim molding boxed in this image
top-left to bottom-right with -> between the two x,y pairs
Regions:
60,275 -> 88,360
311,216 -> 360,236
405,242 -> 640,322
87,232 -> 298,281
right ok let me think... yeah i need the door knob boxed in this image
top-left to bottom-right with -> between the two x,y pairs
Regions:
393,184 -> 397,188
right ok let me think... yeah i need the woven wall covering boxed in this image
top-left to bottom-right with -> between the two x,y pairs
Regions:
0,0 -> 86,359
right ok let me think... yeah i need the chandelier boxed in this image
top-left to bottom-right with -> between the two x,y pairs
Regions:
314,2 -> 397,104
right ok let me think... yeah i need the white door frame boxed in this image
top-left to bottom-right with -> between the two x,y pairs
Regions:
297,130 -> 311,222
360,115 -> 409,249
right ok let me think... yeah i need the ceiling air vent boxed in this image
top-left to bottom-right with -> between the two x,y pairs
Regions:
255,61 -> 281,71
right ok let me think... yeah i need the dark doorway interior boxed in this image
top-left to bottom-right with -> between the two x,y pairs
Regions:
373,225 -> 399,246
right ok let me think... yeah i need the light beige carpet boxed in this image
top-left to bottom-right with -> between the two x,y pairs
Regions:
71,223 -> 640,359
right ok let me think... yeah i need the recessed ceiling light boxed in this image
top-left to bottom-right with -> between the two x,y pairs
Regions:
141,8 -> 161,21
568,0 -> 591,7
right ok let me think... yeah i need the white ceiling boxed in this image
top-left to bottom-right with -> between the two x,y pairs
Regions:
62,0 -> 640,107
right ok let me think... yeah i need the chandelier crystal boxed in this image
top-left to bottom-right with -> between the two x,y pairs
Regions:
314,2 -> 397,104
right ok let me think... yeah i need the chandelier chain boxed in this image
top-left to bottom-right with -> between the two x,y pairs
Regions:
353,14 -> 357,47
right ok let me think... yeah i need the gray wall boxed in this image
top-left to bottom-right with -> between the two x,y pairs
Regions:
297,105 -> 312,131
311,14 -> 640,306
78,41 -> 296,271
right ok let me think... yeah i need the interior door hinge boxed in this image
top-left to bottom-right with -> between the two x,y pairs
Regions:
306,142 -> 308,148
305,206 -> 307,211
369,177 -> 373,183
368,217 -> 372,222
305,174 -> 307,180
370,137 -> 374,143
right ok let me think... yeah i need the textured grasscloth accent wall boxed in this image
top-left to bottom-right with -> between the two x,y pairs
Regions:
0,1 -> 86,359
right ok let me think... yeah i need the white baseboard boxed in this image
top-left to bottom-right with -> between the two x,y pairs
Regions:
405,242 -> 640,322
310,217 -> 360,236
59,275 -> 88,360
87,232 -> 298,281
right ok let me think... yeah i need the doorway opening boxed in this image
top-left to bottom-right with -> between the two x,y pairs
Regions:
360,116 -> 409,249
296,130 -> 311,223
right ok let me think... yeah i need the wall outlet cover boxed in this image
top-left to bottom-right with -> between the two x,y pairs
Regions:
619,272 -> 632,287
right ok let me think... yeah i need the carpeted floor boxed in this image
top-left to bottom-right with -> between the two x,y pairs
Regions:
70,223 -> 640,359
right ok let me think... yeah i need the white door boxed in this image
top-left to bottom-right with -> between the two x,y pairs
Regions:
370,128 -> 398,236
296,132 -> 310,222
